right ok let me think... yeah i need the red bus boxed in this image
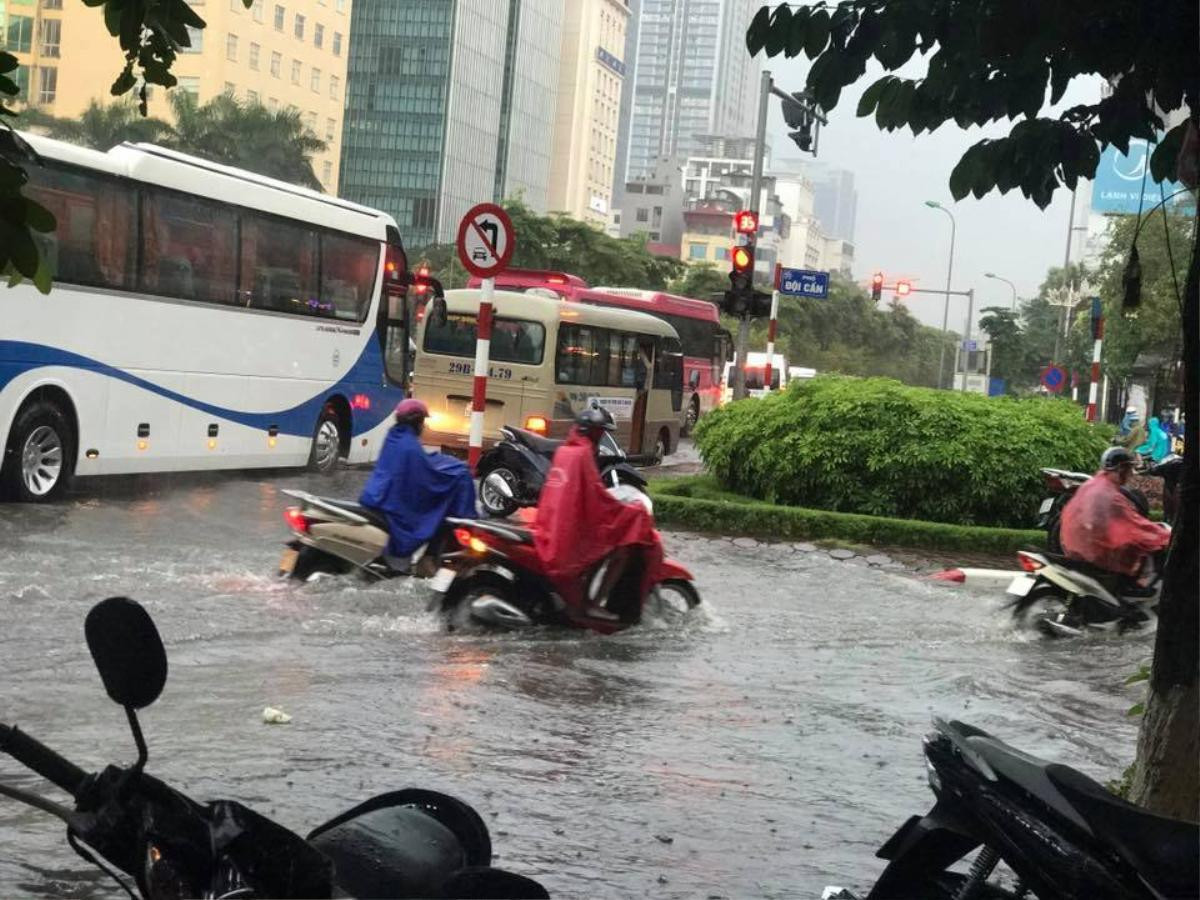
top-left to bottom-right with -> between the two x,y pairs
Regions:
466,269 -> 731,433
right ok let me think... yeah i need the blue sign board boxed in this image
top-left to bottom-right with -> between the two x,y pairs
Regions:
778,267 -> 829,299
1040,364 -> 1067,393
961,339 -> 979,352
596,47 -> 626,77
1091,138 -> 1189,215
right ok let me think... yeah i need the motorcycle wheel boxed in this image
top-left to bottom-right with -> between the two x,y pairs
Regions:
653,579 -> 701,620
478,466 -> 520,518
443,572 -> 532,630
290,546 -> 349,581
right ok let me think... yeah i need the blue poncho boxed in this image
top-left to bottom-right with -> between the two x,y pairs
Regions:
359,424 -> 476,557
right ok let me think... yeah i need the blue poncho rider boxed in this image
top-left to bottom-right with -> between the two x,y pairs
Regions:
359,399 -> 475,570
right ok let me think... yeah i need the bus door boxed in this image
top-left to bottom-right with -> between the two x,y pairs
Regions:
630,336 -> 653,453
377,285 -> 411,391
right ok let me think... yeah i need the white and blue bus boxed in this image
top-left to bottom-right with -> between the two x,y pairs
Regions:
1,134 -> 414,501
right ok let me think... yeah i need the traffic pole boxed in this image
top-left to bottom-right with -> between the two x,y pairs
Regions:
468,276 -> 494,471
764,264 -> 781,392
1086,304 -> 1104,422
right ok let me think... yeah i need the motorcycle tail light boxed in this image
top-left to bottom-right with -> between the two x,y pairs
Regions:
1018,552 -> 1044,573
1044,474 -> 1065,492
284,507 -> 310,534
454,527 -> 487,553
524,415 -> 548,435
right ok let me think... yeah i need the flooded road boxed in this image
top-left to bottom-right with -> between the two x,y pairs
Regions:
0,468 -> 1150,898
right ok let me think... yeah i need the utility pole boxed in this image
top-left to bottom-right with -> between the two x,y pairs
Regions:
959,288 -> 975,392
1053,186 -> 1078,364
733,68 -> 773,402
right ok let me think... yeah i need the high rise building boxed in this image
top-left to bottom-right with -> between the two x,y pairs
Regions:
807,164 -> 858,245
547,0 -> 630,226
3,0 -> 351,194
620,0 -> 761,184
339,0 -> 562,249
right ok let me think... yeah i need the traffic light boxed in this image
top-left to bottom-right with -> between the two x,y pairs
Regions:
721,237 -> 756,316
896,280 -> 911,297
782,91 -> 815,153
733,210 -> 759,234
871,272 -> 883,302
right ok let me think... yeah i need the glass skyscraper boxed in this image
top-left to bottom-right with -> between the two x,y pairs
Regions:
339,0 -> 562,249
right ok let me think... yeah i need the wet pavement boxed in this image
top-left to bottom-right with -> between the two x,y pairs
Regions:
0,466 -> 1150,898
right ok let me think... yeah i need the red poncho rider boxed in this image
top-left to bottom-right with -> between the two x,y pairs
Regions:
1060,446 -> 1170,584
532,405 -> 659,619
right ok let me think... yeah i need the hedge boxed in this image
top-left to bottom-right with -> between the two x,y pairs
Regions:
692,375 -> 1112,529
650,476 -> 1046,554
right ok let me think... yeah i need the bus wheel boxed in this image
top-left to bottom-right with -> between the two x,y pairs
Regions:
682,396 -> 700,436
308,404 -> 343,474
653,429 -> 669,464
2,398 -> 76,503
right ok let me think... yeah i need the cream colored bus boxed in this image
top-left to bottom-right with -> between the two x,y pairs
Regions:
412,289 -> 684,459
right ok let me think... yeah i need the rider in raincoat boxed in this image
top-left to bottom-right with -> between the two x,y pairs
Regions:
1135,416 -> 1171,462
1060,447 -> 1170,583
359,399 -> 475,563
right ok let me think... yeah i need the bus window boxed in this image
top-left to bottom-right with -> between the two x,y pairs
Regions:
606,331 -> 623,386
320,232 -> 379,321
141,188 -> 238,304
654,338 -> 684,410
425,312 -> 545,365
381,290 -> 408,386
239,213 -> 319,315
620,334 -> 640,387
556,324 -> 594,384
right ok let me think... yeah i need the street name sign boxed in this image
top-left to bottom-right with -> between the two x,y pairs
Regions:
778,267 -> 829,299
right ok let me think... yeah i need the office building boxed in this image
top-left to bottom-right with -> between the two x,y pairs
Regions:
807,163 -> 858,244
618,155 -> 686,250
339,0 -> 562,249
3,0 -> 351,193
547,0 -> 630,226
621,0 -> 761,184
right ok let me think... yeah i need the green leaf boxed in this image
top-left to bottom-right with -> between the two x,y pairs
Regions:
856,76 -> 889,117
746,5 -> 771,56
763,5 -> 792,57
1127,703 -> 1145,717
1149,122 -> 1186,184
103,1 -> 123,38
171,0 -> 208,30
32,252 -> 52,294
786,5 -> 810,57
110,63 -> 137,97
805,9 -> 831,59
949,148 -> 978,201
22,196 -> 56,233
1124,664 -> 1151,685
0,52 -> 18,75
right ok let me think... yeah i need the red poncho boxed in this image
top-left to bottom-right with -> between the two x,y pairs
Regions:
1060,470 -> 1171,575
533,429 -> 658,580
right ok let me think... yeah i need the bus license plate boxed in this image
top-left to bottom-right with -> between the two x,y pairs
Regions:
278,548 -> 299,574
1007,576 -> 1034,597
430,567 -> 455,593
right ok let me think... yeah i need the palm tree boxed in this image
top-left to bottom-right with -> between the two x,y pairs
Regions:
16,98 -> 171,149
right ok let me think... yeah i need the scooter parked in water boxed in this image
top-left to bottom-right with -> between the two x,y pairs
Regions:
0,596 -> 547,899
1005,548 -> 1165,637
429,491 -> 700,633
277,489 -> 448,581
842,717 -> 1198,899
477,425 -> 647,518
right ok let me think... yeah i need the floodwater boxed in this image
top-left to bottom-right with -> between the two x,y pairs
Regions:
0,467 -> 1150,898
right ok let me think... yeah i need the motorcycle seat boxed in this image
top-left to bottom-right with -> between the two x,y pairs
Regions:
1043,554 -> 1156,599
322,497 -> 391,532
508,427 -> 562,456
1046,763 -> 1199,897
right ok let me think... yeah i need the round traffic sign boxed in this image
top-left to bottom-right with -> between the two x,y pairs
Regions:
456,203 -> 515,279
1040,364 -> 1067,393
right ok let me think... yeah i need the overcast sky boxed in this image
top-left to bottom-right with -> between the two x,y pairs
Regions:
761,54 -> 1103,333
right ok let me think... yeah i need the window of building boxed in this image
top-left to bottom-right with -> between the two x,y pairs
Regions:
5,16 -> 34,53
328,74 -> 339,98
223,81 -> 235,95
715,247 -> 730,261
177,76 -> 200,97
248,41 -> 260,69
181,24 -> 203,52
226,33 -> 238,61
325,117 -> 335,140
239,213 -> 318,315
424,314 -> 545,366
688,243 -> 706,260
322,160 -> 332,183
252,0 -> 264,22
332,31 -> 342,55
268,97 -> 279,110
42,0 -> 63,8
291,59 -> 301,83
635,208 -> 648,222
293,13 -> 305,39
23,163 -> 135,289
273,4 -> 284,30
38,17 -> 60,57
313,23 -> 324,48
247,89 -> 260,104
304,110 -> 316,130
141,189 -> 239,304
335,0 -> 345,11
270,51 -> 281,77
35,65 -> 56,104
310,67 -> 320,92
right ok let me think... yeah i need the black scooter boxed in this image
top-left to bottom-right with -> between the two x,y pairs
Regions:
850,717 -> 1197,899
476,425 -> 647,518
0,596 -> 548,899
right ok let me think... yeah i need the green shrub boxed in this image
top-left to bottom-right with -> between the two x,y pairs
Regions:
648,476 -> 1045,553
693,375 -> 1112,528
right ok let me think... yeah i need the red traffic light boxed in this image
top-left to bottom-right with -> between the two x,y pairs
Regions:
414,264 -> 430,295
872,272 -> 884,286
731,246 -> 753,271
733,210 -> 759,234
896,280 -> 911,296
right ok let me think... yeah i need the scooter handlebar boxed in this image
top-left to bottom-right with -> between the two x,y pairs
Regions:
0,724 -> 88,797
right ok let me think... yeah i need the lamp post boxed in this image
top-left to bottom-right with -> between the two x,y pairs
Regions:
985,272 -> 1017,310
924,200 -> 956,389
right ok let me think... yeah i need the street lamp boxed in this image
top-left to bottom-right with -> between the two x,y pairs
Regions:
924,200 -> 956,389
985,272 -> 1018,311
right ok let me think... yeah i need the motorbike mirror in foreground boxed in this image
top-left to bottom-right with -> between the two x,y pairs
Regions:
85,596 -> 167,770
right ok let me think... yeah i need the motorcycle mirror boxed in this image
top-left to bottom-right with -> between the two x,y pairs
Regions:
85,596 -> 167,711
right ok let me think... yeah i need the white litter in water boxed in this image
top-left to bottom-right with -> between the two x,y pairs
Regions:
262,706 -> 292,724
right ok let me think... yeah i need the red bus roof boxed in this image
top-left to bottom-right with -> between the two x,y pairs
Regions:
466,268 -> 589,296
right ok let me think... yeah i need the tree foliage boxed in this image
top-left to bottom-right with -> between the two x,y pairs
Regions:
747,0 -> 1199,208
668,262 -> 727,299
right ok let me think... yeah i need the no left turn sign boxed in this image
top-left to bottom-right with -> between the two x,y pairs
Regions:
456,202 -> 515,279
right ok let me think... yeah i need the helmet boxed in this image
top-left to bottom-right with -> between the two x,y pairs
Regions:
576,404 -> 616,434
1100,446 -> 1136,470
394,399 -> 429,420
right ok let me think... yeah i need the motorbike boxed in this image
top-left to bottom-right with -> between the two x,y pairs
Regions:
1005,548 -> 1165,637
0,596 -> 547,899
428,490 -> 700,633
476,425 -> 647,518
277,489 -> 449,581
845,717 -> 1198,899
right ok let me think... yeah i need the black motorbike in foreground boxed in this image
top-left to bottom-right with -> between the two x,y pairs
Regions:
848,718 -> 1197,899
0,596 -> 548,899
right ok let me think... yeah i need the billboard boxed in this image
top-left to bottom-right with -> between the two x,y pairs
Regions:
1090,138 -> 1190,215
